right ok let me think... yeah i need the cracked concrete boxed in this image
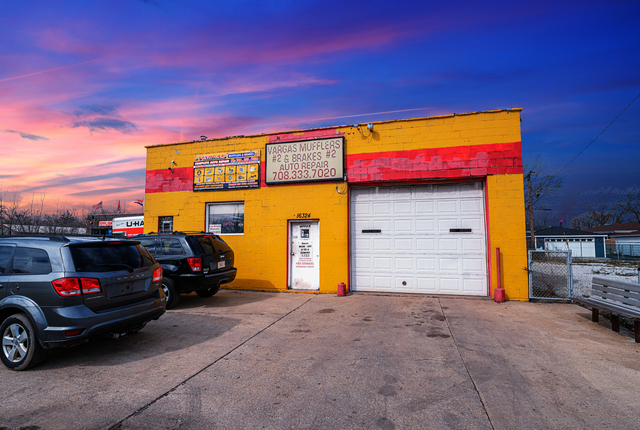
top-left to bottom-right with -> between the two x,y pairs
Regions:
1,290 -> 639,429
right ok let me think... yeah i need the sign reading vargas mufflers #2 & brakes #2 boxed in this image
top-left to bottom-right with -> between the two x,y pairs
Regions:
265,137 -> 344,185
193,151 -> 261,191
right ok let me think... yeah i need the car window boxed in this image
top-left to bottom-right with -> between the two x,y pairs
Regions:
159,238 -> 185,256
138,238 -> 157,253
11,247 -> 52,275
195,236 -> 217,255
0,246 -> 14,274
70,243 -> 154,272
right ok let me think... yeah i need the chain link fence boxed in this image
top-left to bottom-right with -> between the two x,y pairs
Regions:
528,250 -> 573,300
606,243 -> 640,260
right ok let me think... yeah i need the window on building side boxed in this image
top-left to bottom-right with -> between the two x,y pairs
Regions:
159,216 -> 173,232
206,202 -> 244,235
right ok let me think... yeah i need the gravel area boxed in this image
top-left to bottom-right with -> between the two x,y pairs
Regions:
572,261 -> 640,297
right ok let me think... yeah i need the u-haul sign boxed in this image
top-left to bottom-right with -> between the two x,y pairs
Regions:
112,216 -> 144,237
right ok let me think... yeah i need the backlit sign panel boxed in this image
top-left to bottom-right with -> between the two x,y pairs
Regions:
265,137 -> 344,185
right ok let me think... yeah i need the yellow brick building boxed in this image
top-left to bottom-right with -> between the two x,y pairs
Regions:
145,109 -> 528,300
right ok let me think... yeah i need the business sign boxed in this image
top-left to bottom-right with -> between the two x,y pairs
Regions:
265,137 -> 344,185
194,151 -> 260,191
112,216 -> 144,237
98,221 -> 113,227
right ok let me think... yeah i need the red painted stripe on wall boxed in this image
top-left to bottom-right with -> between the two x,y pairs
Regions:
145,166 -> 193,194
146,141 -> 522,193
346,142 -> 522,183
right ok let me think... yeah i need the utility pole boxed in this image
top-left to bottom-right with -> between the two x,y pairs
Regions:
526,171 -> 535,249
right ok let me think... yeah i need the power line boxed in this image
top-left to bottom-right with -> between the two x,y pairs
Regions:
552,93 -> 640,177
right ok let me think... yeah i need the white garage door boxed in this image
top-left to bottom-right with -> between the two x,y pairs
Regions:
350,182 -> 487,295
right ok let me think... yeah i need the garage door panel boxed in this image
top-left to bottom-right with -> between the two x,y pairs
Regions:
461,199 -> 483,213
439,258 -> 460,271
394,258 -> 413,270
417,277 -> 437,291
438,219 -> 458,232
416,219 -> 435,232
462,258 -> 484,272
355,276 -> 371,288
373,203 -> 391,214
437,200 -> 458,213
394,238 -> 413,251
392,188 -> 412,199
375,188 -> 391,199
440,278 -> 461,291
415,201 -> 435,213
354,257 -> 371,269
393,202 -> 412,214
463,278 -> 485,293
351,183 -> 487,296
396,278 -> 413,290
373,257 -> 392,270
417,258 -> 436,270
373,220 -> 391,230
438,238 -> 459,251
373,238 -> 392,251
462,238 -> 484,251
436,184 -> 458,197
394,219 -> 413,232
354,220 -> 372,231
354,238 -> 372,251
460,217 -> 484,231
354,203 -> 371,215
458,182 -> 482,196
374,277 -> 392,289
416,239 -> 435,252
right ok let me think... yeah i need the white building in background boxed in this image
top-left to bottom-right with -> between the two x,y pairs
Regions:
534,226 -> 606,258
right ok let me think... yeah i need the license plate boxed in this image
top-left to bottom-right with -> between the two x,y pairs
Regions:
218,261 -> 225,269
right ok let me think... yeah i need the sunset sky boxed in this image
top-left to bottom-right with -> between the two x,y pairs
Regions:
1,1 -> 639,221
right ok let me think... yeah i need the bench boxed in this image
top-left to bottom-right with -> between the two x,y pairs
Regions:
573,276 -> 640,343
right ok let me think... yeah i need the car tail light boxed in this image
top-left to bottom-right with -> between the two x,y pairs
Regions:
80,278 -> 102,294
152,267 -> 163,282
65,329 -> 83,337
52,278 -> 81,296
187,258 -> 202,272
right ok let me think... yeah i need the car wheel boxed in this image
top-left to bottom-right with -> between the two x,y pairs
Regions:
196,284 -> 220,297
161,277 -> 180,309
0,314 -> 46,371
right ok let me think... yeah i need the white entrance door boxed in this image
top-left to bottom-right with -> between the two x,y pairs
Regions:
289,221 -> 320,290
350,182 -> 487,295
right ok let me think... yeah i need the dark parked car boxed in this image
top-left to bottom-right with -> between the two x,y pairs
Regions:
0,235 -> 166,370
136,232 -> 236,308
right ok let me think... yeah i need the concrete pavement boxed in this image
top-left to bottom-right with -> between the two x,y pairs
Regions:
1,290 -> 639,429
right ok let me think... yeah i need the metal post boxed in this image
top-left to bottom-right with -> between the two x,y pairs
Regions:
526,172 -> 535,249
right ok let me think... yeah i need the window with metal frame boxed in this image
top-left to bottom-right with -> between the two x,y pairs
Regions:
206,202 -> 244,235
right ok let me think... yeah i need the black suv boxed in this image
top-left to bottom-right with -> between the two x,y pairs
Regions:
136,232 -> 236,308
0,236 -> 166,370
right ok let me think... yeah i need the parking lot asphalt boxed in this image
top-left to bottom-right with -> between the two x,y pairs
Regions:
2,290 -> 640,430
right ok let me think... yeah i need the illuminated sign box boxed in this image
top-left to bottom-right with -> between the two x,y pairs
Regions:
265,137 -> 344,185
194,151 -> 261,191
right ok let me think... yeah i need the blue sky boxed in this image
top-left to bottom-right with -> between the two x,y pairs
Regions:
0,0 -> 638,221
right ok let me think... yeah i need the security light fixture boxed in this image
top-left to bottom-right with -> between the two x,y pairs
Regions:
367,123 -> 374,130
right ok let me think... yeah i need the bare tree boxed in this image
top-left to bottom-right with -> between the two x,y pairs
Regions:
523,157 -> 564,238
524,157 -> 564,211
570,187 -> 636,229
614,187 -> 640,223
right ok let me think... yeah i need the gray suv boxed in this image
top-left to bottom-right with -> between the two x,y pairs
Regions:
0,235 -> 166,370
